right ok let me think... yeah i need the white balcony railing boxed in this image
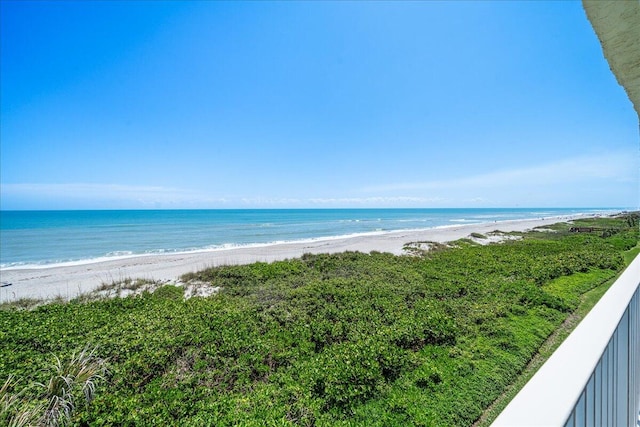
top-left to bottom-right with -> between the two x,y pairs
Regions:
492,253 -> 640,427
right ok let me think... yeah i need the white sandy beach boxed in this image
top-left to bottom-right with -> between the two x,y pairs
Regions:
0,215 -> 593,302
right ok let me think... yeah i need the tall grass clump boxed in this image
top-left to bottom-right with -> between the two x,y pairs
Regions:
1,346 -> 107,426
1,376 -> 41,427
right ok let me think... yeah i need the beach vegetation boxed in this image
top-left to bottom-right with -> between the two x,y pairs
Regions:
625,212 -> 639,227
402,241 -> 450,257
0,297 -> 45,312
79,278 -> 163,302
624,244 -> 640,265
0,216 -> 637,426
451,238 -> 480,247
1,346 -> 107,426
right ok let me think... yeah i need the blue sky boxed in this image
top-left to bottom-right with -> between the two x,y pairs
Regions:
1,1 -> 638,210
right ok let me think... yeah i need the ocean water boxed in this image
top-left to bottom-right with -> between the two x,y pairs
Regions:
0,208 -> 620,268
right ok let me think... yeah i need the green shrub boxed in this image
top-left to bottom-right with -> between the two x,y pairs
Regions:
1,216 -> 634,426
151,285 -> 183,300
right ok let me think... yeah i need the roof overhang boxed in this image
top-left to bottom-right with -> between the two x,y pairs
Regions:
583,0 -> 640,120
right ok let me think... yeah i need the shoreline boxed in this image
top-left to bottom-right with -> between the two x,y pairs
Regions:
0,212 -> 602,271
0,214 -> 603,302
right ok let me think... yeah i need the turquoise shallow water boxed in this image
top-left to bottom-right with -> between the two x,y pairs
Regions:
0,208 -> 620,268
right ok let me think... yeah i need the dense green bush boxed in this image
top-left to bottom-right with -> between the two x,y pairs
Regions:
1,218 -> 637,426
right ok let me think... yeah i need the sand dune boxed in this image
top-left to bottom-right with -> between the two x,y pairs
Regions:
0,215 -> 588,302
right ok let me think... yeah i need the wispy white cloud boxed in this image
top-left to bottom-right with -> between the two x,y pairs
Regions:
0,184 -> 450,209
307,196 -> 446,205
361,151 -> 639,194
239,197 -> 304,206
0,183 -> 443,208
1,150 -> 637,209
235,196 -> 447,207
0,183 -> 223,208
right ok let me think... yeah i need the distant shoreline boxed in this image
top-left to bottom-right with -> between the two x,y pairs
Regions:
0,213 -> 611,302
0,207 -> 620,269
0,215 -> 589,271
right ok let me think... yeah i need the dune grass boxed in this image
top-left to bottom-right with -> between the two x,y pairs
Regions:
0,215 -> 637,426
1,346 -> 107,427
